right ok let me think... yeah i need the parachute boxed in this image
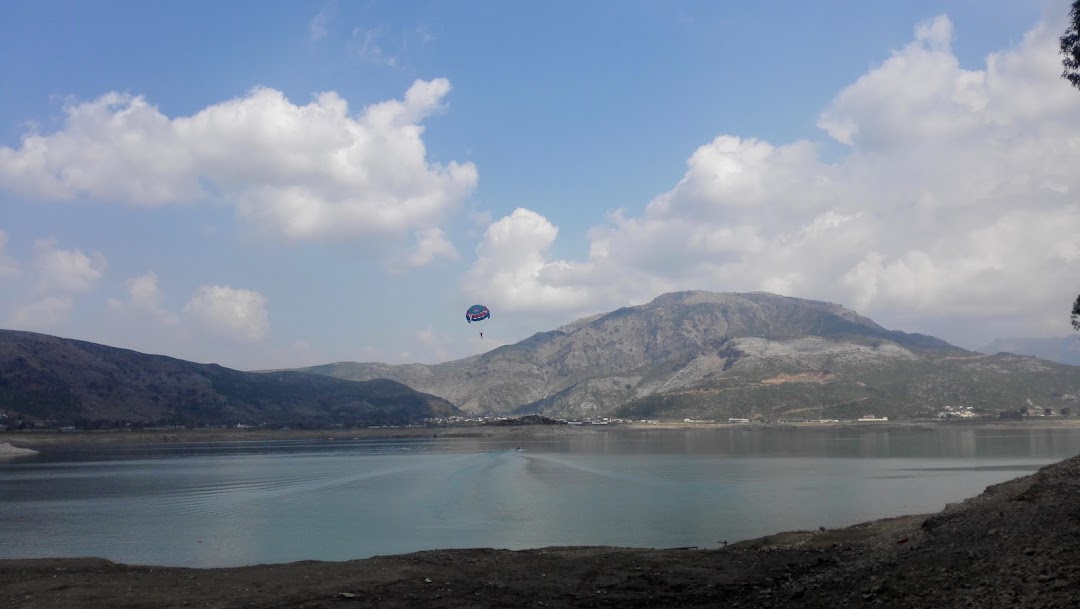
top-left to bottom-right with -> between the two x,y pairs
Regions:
465,304 -> 490,323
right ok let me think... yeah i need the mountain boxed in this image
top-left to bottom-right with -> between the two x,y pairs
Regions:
979,335 -> 1080,366
0,329 -> 460,428
297,291 -> 1080,421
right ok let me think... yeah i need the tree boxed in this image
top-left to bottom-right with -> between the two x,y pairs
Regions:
1065,4 -> 1080,325
1064,1 -> 1080,90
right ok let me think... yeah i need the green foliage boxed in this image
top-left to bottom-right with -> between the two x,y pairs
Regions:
1072,293 -> 1080,331
1063,1 -> 1080,90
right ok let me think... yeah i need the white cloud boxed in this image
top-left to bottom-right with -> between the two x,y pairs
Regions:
413,325 -> 497,363
464,14 -> 1080,346
8,296 -> 73,330
0,80 -> 478,241
31,238 -> 107,294
403,227 -> 458,268
463,208 -> 598,313
182,285 -> 270,342
414,326 -> 453,361
351,27 -> 398,66
416,25 -> 434,46
106,272 -> 179,326
646,137 -> 825,216
1,237 -> 104,335
0,230 -> 19,278
309,8 -> 330,41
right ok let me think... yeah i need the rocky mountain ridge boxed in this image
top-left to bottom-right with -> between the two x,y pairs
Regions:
299,291 -> 1080,421
0,329 -> 460,428
980,334 -> 1080,366
4,291 -> 1077,427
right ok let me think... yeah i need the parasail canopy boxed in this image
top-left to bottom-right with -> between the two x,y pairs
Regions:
466,304 -> 490,323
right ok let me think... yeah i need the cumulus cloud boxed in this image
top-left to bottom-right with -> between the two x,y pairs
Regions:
2,238 -> 105,331
0,80 -> 477,241
646,137 -> 826,216
414,326 -> 455,362
31,239 -> 107,294
402,227 -> 458,268
351,27 -> 398,67
92,275 -> 286,366
106,272 -> 179,326
309,8 -> 330,41
463,208 -> 598,313
0,230 -> 19,278
8,297 -> 73,330
182,285 -> 270,342
464,15 -> 1080,345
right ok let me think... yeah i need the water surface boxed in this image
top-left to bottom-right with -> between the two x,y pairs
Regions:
1,426 -> 1077,567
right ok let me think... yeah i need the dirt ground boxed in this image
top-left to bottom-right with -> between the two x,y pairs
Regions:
3,424 -> 1079,608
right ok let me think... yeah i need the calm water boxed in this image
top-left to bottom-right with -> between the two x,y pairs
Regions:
2,427 -> 1079,568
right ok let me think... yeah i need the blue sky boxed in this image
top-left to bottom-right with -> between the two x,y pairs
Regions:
1,1 -> 1078,370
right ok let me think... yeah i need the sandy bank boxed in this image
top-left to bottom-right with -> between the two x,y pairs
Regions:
0,442 -> 37,456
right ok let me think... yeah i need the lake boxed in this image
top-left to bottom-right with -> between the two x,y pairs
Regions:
2,426 -> 1079,568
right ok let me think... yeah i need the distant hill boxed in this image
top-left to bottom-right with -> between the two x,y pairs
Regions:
296,291 -> 1080,421
0,329 -> 460,428
979,335 -> 1080,366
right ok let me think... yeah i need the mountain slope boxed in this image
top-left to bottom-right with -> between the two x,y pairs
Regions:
0,329 -> 461,428
298,291 -> 1080,420
979,335 -> 1080,366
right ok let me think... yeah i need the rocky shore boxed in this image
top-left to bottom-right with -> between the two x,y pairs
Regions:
3,450 -> 1079,608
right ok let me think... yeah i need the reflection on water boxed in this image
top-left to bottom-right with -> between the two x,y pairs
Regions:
1,427 -> 1078,567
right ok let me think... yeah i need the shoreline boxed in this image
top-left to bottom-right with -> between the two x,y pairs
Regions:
2,417 -> 1079,449
0,441 -> 37,456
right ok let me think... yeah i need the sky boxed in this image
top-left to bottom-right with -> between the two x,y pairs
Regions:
1,1 -> 1079,370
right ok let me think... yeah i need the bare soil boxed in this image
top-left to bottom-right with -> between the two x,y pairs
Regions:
3,425 -> 1079,608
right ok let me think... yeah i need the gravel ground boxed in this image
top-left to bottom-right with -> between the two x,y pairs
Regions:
3,452 -> 1079,608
